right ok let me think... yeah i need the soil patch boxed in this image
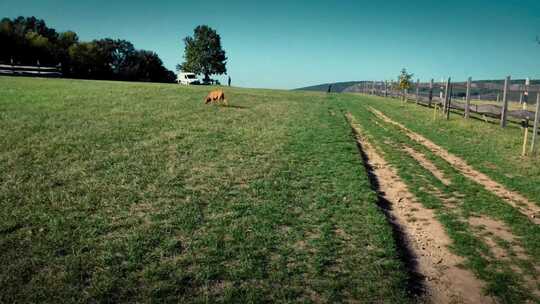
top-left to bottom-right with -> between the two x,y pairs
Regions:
369,107 -> 540,224
402,145 -> 451,186
346,113 -> 494,304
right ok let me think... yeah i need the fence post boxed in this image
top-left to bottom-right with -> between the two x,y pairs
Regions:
531,93 -> 540,154
465,77 -> 472,119
446,83 -> 453,120
522,119 -> 529,156
415,79 -> 420,104
500,76 -> 511,128
524,78 -> 530,110
428,78 -> 434,107
440,78 -> 444,103
443,77 -> 451,115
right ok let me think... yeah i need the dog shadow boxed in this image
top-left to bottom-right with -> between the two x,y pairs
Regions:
222,105 -> 248,109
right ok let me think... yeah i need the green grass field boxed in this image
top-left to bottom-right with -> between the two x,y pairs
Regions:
338,95 -> 540,303
350,95 -> 540,204
1,77 -> 539,303
0,77 -> 410,303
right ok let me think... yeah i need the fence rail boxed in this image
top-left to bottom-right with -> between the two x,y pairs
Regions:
357,77 -> 540,155
0,63 -> 62,77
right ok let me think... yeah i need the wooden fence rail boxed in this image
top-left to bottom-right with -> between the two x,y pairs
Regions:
360,78 -> 539,122
358,77 -> 540,155
0,62 -> 62,77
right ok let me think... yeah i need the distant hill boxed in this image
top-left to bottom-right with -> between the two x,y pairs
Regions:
295,81 -> 366,93
296,79 -> 540,102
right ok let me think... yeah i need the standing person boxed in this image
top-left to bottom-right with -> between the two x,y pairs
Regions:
228,76 -> 231,87
327,84 -> 332,93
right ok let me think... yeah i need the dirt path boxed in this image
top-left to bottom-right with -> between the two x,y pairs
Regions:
468,215 -> 540,299
402,145 -> 540,298
346,113 -> 494,304
402,145 -> 535,263
402,146 -> 451,186
368,107 -> 540,224
402,145 -> 535,264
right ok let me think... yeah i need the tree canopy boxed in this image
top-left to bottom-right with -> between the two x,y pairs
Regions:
0,16 -> 175,83
178,25 -> 227,81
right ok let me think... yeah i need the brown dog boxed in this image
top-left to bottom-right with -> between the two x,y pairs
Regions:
205,90 -> 227,106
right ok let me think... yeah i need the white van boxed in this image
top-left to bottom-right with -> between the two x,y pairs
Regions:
177,73 -> 200,85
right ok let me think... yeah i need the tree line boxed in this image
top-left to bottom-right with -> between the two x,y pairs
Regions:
0,16 -> 175,83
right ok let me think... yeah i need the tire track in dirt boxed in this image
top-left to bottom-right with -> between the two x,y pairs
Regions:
368,107 -> 540,224
401,144 -> 540,299
346,113 -> 494,304
468,216 -> 540,299
402,146 -> 451,186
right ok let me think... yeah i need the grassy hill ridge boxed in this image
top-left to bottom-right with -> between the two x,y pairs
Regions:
294,81 -> 365,93
297,79 -> 540,96
2,76 -> 539,303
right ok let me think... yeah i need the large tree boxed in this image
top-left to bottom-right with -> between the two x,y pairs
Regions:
68,41 -> 103,78
178,25 -> 227,81
0,16 -> 58,64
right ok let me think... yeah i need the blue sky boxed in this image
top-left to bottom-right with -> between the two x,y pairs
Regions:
2,0 -> 540,89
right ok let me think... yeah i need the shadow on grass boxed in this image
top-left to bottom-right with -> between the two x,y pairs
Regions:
224,105 -> 249,109
349,121 -> 425,299
207,104 -> 249,110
